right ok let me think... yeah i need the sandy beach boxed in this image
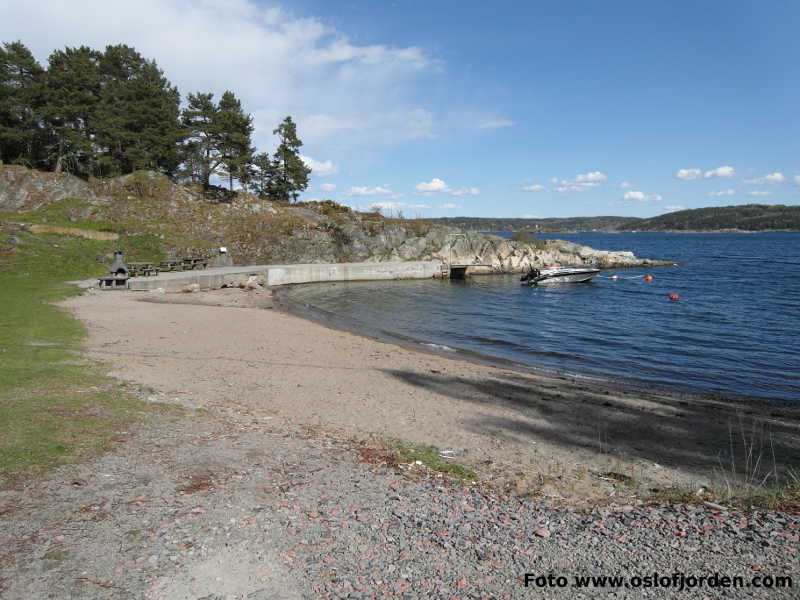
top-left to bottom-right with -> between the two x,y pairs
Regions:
1,285 -> 798,599
62,286 -> 800,500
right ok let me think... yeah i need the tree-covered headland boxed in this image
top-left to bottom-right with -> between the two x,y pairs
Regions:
0,40 -> 310,198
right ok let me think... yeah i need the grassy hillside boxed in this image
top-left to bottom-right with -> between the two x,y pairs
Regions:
0,223 -> 179,480
0,167 -> 456,266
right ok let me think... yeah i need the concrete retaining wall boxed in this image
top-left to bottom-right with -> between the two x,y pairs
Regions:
263,261 -> 442,286
125,261 -> 442,292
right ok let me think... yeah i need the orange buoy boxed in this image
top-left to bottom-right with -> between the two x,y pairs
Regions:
644,275 -> 654,282
668,293 -> 680,301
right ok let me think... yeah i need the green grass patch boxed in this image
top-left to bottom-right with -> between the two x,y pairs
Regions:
0,198 -> 110,232
0,227 -> 169,480
647,479 -> 800,512
390,440 -> 477,482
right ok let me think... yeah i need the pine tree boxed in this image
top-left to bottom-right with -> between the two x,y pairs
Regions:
248,151 -> 278,198
216,90 -> 253,191
272,116 -> 310,202
180,92 -> 219,189
95,44 -> 183,176
41,46 -> 102,175
181,91 -> 254,192
0,41 -> 45,166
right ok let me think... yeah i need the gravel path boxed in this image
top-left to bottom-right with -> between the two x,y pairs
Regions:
1,390 -> 797,599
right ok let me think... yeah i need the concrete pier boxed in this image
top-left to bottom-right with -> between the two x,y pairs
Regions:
122,261 -> 443,292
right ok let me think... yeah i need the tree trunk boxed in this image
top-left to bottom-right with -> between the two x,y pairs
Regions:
55,146 -> 63,173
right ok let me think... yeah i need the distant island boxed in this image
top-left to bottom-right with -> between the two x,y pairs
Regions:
426,204 -> 800,233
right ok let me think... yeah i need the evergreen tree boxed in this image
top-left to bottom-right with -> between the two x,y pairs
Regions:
95,44 -> 183,176
0,41 -> 45,166
248,151 -> 279,198
216,90 -> 253,191
180,91 -> 219,189
41,46 -> 102,175
271,116 -> 310,202
181,91 -> 254,191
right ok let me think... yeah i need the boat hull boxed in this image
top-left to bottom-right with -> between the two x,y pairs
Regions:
526,268 -> 600,285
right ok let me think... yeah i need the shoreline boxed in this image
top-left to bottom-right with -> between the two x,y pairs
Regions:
62,286 -> 800,504
272,283 -> 787,406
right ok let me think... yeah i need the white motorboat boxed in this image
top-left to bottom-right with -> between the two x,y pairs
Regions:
520,266 -> 600,285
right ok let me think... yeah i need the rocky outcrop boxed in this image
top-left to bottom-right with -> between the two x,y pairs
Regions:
0,166 -> 666,270
382,230 -> 665,272
0,165 -> 103,211
247,223 -> 665,272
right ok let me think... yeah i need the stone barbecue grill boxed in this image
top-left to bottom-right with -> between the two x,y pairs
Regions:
97,250 -> 130,289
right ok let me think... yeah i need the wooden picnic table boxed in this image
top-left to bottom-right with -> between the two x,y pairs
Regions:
181,257 -> 209,270
127,261 -> 159,277
158,260 -> 183,272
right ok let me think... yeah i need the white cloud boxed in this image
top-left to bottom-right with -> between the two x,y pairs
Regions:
748,190 -> 772,197
709,189 -> 735,197
624,190 -> 662,202
441,203 -> 458,209
675,168 -> 702,180
522,184 -> 547,192
624,191 -> 646,201
551,171 -> 607,194
557,184 -> 592,193
415,177 -> 450,193
794,175 -> 800,185
301,155 -> 338,177
1,0 -> 441,155
451,187 -> 480,196
478,118 -> 515,129
574,171 -> 607,183
704,166 -> 735,178
415,178 -> 477,196
319,183 -> 336,192
346,185 -> 393,196
744,172 -> 785,185
619,181 -> 633,189
369,201 -> 402,211
665,205 -> 687,212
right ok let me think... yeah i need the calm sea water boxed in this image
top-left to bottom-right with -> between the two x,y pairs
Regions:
281,232 -> 800,401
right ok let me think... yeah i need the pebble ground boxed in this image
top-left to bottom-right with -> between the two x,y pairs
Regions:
1,392 -> 797,600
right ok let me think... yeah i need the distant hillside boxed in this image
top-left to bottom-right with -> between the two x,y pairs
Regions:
426,205 -> 800,233
424,216 -> 637,233
628,204 -> 800,232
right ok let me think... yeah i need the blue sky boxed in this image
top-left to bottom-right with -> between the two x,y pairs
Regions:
2,0 -> 798,217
